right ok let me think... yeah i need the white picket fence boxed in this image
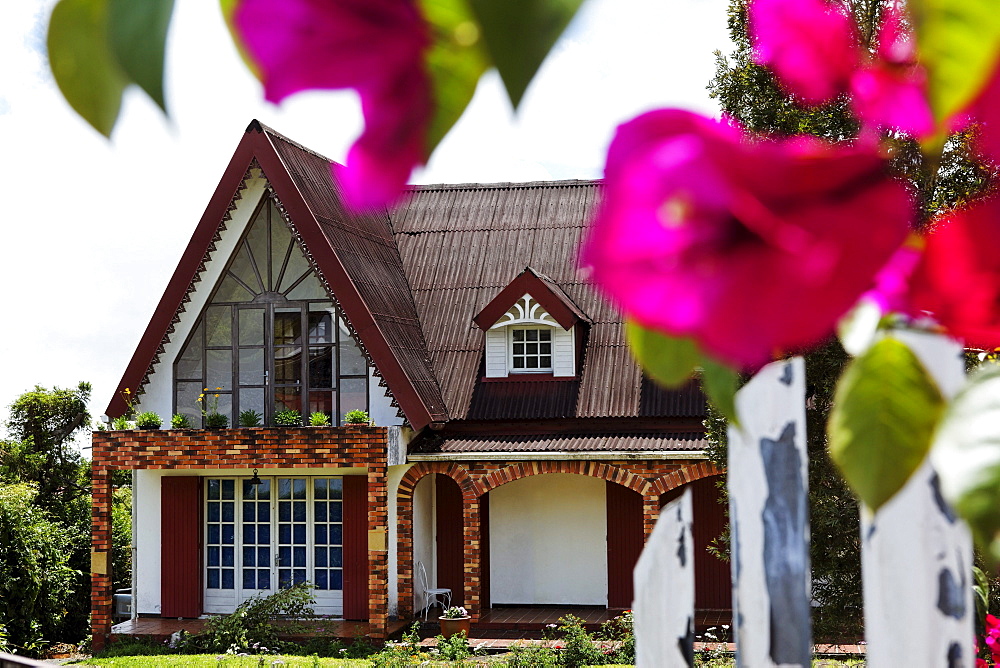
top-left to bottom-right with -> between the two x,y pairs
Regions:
634,335 -> 974,667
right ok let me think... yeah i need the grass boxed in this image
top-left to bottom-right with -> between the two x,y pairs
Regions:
71,656 -> 370,667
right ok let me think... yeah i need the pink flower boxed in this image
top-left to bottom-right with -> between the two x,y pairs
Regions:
962,61 -> 1000,165
908,197 -> 1000,349
233,0 -> 432,211
581,110 -> 913,369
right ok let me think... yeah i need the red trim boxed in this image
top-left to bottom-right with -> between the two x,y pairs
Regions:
606,481 -> 643,609
479,374 -> 578,383
106,121 -> 437,430
473,268 -> 587,331
435,475 -> 464,605
161,477 -> 202,618
342,475 -> 369,620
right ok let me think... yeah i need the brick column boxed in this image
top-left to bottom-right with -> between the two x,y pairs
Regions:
462,496 -> 481,622
642,494 -> 660,544
91,466 -> 114,652
367,464 -> 389,637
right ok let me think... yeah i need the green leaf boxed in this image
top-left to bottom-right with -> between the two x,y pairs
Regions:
700,355 -> 740,425
107,0 -> 175,111
933,365 -> 1000,564
625,321 -> 700,387
909,0 -> 1000,124
47,0 -> 128,137
828,337 -> 945,511
467,0 -> 584,108
419,0 -> 491,155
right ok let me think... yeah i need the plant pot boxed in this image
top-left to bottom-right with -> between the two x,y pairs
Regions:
439,616 -> 472,639
138,425 -> 160,430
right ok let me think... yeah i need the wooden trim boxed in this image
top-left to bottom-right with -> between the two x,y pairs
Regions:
473,268 -> 586,331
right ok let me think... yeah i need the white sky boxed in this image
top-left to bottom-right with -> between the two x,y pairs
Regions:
0,0 -> 731,431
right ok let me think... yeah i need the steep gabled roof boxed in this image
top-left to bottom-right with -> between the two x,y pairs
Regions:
108,121 -> 446,429
473,266 -> 590,331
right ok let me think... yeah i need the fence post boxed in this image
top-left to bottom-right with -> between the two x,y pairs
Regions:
728,357 -> 811,667
633,488 -> 694,667
862,331 -> 973,666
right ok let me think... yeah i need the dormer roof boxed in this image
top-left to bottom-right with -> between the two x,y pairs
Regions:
473,267 -> 590,331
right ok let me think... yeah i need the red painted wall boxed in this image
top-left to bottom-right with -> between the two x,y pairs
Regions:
343,475 -> 369,620
435,475 -> 465,606
606,482 -> 644,609
161,477 -> 202,618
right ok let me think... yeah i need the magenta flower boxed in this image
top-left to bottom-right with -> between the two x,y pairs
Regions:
233,0 -> 432,211
750,0 -> 933,137
581,110 -> 913,369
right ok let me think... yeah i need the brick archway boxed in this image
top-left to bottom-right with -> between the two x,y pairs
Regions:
477,460 -> 652,496
396,462 -> 482,619
648,461 -> 724,497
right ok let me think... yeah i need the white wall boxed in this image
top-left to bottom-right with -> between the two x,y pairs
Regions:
412,475 -> 435,614
490,474 -> 608,605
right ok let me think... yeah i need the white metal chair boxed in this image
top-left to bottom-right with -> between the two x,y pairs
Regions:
416,560 -> 452,620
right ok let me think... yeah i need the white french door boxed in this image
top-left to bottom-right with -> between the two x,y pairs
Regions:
203,476 -> 344,616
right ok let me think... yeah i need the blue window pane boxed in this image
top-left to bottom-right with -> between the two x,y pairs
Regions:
278,479 -> 292,500
330,569 -> 343,590
279,502 -> 291,522
279,524 -> 291,544
293,501 -> 306,522
293,479 -> 306,499
222,546 -> 234,567
258,547 -> 270,567
314,479 -> 328,500
208,525 -> 220,544
279,546 -> 291,566
208,479 -> 221,500
293,524 -> 306,544
243,525 -> 255,545
329,525 -> 342,545
293,570 -> 306,585
330,478 -> 343,500
315,570 -> 328,589
222,524 -> 235,544
208,547 -> 219,567
208,503 -> 220,523
243,546 -> 255,567
243,570 -> 256,589
258,571 -> 270,589
258,502 -> 270,523
294,546 -> 306,567
243,479 -> 261,500
258,524 -> 270,544
315,547 -> 327,567
330,547 -> 342,567
222,502 -> 234,522
208,569 -> 220,589
222,569 -> 235,589
222,480 -> 235,500
315,503 -> 327,522
257,478 -> 270,500
315,525 -> 328,545
243,502 -> 255,519
330,503 -> 342,523
279,570 -> 291,588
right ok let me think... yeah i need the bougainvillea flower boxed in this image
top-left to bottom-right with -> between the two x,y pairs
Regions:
581,110 -> 913,369
864,235 -> 923,314
749,0 -> 858,105
233,0 -> 432,211
909,197 -> 1000,349
961,61 -> 1000,165
851,65 -> 933,138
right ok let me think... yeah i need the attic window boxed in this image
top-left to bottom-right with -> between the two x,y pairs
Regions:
510,327 -> 552,372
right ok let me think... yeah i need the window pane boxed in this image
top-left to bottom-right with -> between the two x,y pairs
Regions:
208,479 -> 220,500
274,311 -> 301,346
246,204 -> 270,288
270,205 -> 293,289
239,309 -> 265,346
526,330 -> 538,341
513,330 -> 524,341
338,333 -> 366,376
308,313 -> 333,344
316,570 -> 328,590
280,243 -> 311,294
309,347 -> 333,388
230,245 -> 262,295
539,330 -> 551,341
176,382 -> 203,424
206,350 -> 233,391
216,274 -> 254,303
309,392 -> 334,418
329,479 -> 343,500
513,358 -> 524,369
239,388 -> 265,420
293,480 -> 306,499
274,347 -> 301,384
274,387 -> 301,414
339,378 -> 367,423
314,479 -> 328,500
176,322 -> 203,379
205,306 -> 232,347
239,348 -> 264,386
221,570 -> 234,590
285,271 -> 327,300
278,479 -> 292,500
222,480 -> 235,500
540,356 -> 552,368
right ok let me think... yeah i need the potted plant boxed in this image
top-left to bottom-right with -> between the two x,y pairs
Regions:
274,409 -> 302,427
171,414 -> 193,429
344,409 -> 370,425
308,411 -> 331,426
134,411 -> 162,430
198,388 -> 228,429
439,606 -> 471,639
239,409 -> 263,427
111,415 -> 132,430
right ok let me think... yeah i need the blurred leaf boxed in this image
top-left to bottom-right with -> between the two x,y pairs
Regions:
419,0 -> 491,155
107,0 -> 175,111
933,365 -> 1000,564
625,321 -> 700,387
700,355 -> 740,424
909,0 -> 1000,124
218,0 -> 260,78
828,338 -> 944,511
47,0 -> 128,137
468,0 -> 584,108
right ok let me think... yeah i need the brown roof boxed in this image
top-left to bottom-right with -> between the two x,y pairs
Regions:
412,432 -> 708,454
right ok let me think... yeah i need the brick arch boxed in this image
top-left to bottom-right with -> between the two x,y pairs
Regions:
477,460 -> 652,496
398,461 -> 481,504
648,461 -> 724,497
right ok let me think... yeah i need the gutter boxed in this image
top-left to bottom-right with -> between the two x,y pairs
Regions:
407,450 -> 707,462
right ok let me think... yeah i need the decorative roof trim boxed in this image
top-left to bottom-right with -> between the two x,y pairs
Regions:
489,294 -> 558,329
474,267 -> 590,331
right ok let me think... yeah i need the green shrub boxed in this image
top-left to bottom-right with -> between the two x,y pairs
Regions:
112,416 -> 131,430
343,410 -> 369,425
504,642 -> 559,667
204,412 -> 229,428
557,615 -> 605,668
239,410 -> 263,427
96,636 -> 175,657
134,412 -> 161,428
170,414 -> 192,429
434,630 -> 473,661
111,486 -> 132,592
308,412 -> 331,427
274,410 -> 302,427
190,582 -> 316,654
597,610 -> 634,664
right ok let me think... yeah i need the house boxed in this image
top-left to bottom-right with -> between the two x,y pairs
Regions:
89,121 -> 728,650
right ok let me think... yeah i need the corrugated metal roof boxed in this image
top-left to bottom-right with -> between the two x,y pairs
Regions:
415,432 -> 708,453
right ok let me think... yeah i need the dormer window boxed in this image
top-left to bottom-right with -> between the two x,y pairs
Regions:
510,327 -> 553,372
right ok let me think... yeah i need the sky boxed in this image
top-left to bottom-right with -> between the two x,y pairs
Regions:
0,0 -> 732,435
